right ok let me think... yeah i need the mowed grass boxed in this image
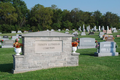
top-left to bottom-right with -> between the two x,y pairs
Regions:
0,30 -> 120,80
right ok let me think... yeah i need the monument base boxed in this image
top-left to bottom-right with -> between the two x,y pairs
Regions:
12,52 -> 80,74
94,52 -> 119,57
78,46 -> 95,49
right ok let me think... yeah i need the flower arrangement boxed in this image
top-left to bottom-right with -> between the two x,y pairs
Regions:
0,40 -> 4,43
72,41 -> 78,47
96,43 -> 99,49
13,39 -> 23,48
76,38 -> 80,43
95,40 -> 99,49
95,40 -> 97,43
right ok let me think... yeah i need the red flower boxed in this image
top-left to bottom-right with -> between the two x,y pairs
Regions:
2,40 -> 4,41
76,38 -> 78,40
95,40 -> 97,43
72,41 -> 78,47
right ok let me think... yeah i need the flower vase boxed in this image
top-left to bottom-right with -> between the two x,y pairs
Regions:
72,47 -> 77,53
15,48 -> 21,55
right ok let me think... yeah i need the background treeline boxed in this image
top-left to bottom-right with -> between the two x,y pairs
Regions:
0,0 -> 120,33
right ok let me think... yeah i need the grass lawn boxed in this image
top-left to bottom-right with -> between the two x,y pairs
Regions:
0,30 -> 120,80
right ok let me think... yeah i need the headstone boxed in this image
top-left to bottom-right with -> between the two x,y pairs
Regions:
107,26 -> 109,30
0,32 -> 2,34
17,30 -> 22,33
99,32 -> 104,38
101,26 -> 104,31
98,26 -> 101,31
83,24 -> 85,32
11,31 -> 16,33
106,30 -> 112,34
116,35 -> 120,37
94,42 -> 118,57
66,29 -> 69,31
81,32 -> 86,36
78,38 -> 96,49
3,36 -> 9,40
72,31 -> 78,37
24,31 -> 28,33
12,31 -> 79,74
93,26 -> 97,31
103,35 -> 113,40
78,26 -> 81,31
11,36 -> 18,40
113,28 -> 117,33
51,29 -> 54,31
73,29 -> 75,31
105,36 -> 114,41
2,40 -> 15,48
58,29 -> 61,32
103,30 -> 106,33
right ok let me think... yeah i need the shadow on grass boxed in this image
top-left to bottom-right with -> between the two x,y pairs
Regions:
0,63 -> 13,73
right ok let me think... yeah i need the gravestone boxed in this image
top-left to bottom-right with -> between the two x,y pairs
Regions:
78,38 -> 96,49
2,40 -> 15,48
24,31 -> 28,33
51,29 -> 54,31
116,35 -> 120,37
58,29 -> 61,32
11,31 -> 16,33
94,42 -> 118,57
72,31 -> 78,37
103,35 -> 113,40
12,31 -> 79,74
66,29 -> 69,31
17,30 -> 22,33
106,30 -> 112,34
81,32 -> 86,36
101,26 -> 104,31
105,36 -> 114,41
73,29 -> 75,31
3,36 -> 9,40
98,26 -> 101,31
113,29 -> 117,33
78,26 -> 81,31
93,26 -> 97,31
103,30 -> 106,33
99,32 -> 104,38
11,36 -> 19,40
0,32 -> 2,34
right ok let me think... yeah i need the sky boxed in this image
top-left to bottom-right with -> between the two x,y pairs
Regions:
23,0 -> 120,16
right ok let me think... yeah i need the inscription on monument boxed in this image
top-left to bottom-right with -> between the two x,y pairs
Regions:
35,41 -> 62,53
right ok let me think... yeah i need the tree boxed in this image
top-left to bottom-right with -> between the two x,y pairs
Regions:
12,0 -> 29,28
30,4 -> 53,30
0,2 -> 18,25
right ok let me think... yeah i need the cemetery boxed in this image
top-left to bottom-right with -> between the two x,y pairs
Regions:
0,0 -> 120,79
0,29 -> 120,80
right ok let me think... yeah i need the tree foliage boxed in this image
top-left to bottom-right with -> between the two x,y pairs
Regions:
0,0 -> 120,33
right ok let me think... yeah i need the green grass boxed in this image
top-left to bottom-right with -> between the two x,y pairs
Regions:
0,30 -> 120,80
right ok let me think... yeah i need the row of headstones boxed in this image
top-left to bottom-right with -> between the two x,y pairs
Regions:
0,34 -> 22,48
11,31 -> 28,33
78,25 -> 118,32
77,38 -> 118,57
